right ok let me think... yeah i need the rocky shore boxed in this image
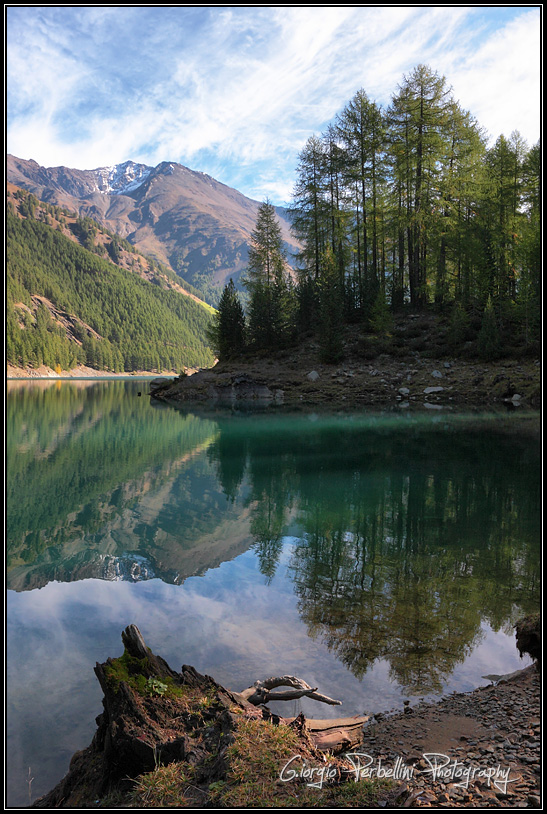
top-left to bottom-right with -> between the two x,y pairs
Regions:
148,347 -> 540,411
361,664 -> 541,808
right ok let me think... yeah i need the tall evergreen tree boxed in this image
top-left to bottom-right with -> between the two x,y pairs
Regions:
244,200 -> 291,350
387,65 -> 454,306
207,278 -> 246,360
318,247 -> 345,363
290,135 -> 328,283
336,89 -> 386,315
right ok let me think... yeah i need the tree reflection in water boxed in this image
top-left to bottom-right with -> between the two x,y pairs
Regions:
209,413 -> 540,695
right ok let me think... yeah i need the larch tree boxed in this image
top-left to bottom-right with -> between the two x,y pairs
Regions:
336,89 -> 386,316
388,64 -> 454,306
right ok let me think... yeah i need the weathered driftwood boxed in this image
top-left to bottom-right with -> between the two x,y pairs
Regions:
239,674 -> 342,707
238,674 -> 369,752
298,715 -> 370,752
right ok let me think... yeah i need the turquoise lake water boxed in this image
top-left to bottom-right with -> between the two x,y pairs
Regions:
6,380 -> 540,806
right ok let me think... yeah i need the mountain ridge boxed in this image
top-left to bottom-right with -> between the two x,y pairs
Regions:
7,154 -> 300,304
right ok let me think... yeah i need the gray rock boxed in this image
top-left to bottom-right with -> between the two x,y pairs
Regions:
307,370 -> 320,382
398,387 -> 410,396
149,377 -> 172,391
424,386 -> 444,394
431,370 -> 443,378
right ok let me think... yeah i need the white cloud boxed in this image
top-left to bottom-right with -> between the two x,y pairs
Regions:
448,9 -> 541,145
6,6 -> 541,202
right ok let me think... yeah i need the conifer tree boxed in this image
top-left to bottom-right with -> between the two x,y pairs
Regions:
447,301 -> 471,351
369,289 -> 393,335
207,278 -> 246,360
477,295 -> 501,360
244,200 -> 290,350
318,247 -> 344,363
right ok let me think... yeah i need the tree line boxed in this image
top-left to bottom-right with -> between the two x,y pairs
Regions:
211,65 -> 540,364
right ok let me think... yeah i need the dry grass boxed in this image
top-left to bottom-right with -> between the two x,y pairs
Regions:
128,762 -> 195,808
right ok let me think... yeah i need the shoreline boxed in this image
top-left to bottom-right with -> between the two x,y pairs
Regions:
148,353 -> 541,411
30,628 -> 540,809
7,349 -> 541,412
6,362 -> 179,380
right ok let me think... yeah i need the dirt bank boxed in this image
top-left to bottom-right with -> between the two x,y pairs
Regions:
150,350 -> 540,411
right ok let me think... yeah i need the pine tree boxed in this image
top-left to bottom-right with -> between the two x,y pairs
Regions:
369,289 -> 393,335
447,301 -> 471,351
207,279 -> 246,361
244,200 -> 290,350
477,295 -> 501,360
318,247 -> 344,363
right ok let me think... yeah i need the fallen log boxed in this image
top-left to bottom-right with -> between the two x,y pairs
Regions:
297,715 -> 370,752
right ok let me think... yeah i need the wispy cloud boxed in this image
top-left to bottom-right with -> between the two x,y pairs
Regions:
6,6 -> 540,203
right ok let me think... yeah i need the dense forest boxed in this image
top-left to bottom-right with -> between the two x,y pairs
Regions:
211,65 -> 540,364
6,191 -> 215,373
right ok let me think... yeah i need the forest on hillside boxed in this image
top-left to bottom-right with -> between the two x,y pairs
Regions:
6,204 -> 214,373
211,66 -> 540,364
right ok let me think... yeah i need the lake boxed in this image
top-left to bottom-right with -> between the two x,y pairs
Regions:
6,379 -> 540,806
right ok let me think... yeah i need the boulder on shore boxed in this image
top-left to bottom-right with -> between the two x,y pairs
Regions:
516,613 -> 541,670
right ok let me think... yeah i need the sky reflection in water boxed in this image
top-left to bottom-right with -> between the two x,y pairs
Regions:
6,381 -> 540,805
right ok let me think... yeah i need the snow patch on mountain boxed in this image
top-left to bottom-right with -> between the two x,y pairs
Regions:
100,553 -> 155,582
92,161 -> 152,195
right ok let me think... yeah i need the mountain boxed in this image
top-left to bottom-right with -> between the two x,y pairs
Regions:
7,185 -> 215,373
7,155 -> 300,304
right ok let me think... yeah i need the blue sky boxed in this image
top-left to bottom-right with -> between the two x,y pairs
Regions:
6,6 -> 541,204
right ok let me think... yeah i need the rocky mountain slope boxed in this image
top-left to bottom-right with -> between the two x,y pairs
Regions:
7,154 -> 300,304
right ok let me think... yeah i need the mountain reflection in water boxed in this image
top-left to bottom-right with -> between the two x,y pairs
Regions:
6,380 -> 540,805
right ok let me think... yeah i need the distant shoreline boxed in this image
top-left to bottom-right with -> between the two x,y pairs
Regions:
6,362 -> 184,380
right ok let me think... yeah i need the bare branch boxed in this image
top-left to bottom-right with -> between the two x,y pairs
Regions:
240,675 -> 342,706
